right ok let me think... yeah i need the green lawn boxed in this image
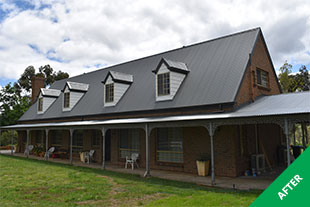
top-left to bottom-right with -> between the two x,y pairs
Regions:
0,155 -> 260,206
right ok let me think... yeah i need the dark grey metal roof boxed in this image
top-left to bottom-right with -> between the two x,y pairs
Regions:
5,92 -> 309,130
19,28 -> 261,121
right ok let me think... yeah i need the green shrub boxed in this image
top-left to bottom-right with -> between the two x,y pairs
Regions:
0,130 -> 17,146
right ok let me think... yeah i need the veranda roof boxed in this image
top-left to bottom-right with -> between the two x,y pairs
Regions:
1,92 -> 309,130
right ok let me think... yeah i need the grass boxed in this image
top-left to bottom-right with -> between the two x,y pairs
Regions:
0,155 -> 260,206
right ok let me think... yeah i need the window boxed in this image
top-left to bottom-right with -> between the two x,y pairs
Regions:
156,128 -> 183,163
92,130 -> 101,147
35,131 -> 43,145
38,97 -> 43,112
119,129 -> 140,158
256,69 -> 269,88
64,92 -> 70,108
157,73 -> 170,96
73,130 -> 83,153
51,131 -> 62,146
105,83 -> 114,103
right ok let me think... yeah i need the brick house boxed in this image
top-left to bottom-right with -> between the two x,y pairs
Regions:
2,28 -> 309,184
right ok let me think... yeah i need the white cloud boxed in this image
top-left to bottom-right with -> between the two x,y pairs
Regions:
0,0 -> 309,85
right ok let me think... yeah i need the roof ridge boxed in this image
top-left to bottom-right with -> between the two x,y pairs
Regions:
67,27 -> 261,80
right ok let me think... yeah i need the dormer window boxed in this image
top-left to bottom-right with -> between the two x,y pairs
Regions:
64,92 -> 70,108
153,58 -> 189,102
38,97 -> 43,112
105,83 -> 114,103
37,88 -> 61,114
102,71 -> 133,107
157,72 -> 170,96
62,81 -> 89,111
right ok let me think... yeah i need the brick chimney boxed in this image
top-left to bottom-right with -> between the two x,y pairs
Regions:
31,76 -> 45,104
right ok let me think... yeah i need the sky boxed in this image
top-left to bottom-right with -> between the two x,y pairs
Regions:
0,0 -> 309,87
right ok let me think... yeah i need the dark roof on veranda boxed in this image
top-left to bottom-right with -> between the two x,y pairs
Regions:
19,27 -> 263,121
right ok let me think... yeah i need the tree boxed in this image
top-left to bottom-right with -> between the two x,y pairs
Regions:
0,65 -> 69,127
0,83 -> 31,126
18,66 -> 36,92
295,65 -> 310,91
278,61 -> 293,93
278,62 -> 309,93
18,64 -> 69,91
0,131 -> 17,146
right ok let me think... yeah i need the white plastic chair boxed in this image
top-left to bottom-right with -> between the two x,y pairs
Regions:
24,145 -> 34,155
85,150 -> 95,164
125,153 -> 139,170
44,147 -> 55,159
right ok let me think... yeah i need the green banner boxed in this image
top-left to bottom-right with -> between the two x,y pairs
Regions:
251,147 -> 310,206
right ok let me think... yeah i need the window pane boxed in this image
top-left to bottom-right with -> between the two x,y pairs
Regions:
35,131 -> 43,145
64,93 -> 70,108
105,83 -> 114,102
92,130 -> 101,146
119,129 -> 140,158
157,128 -> 183,163
51,131 -> 62,146
261,71 -> 268,87
38,98 -> 43,111
257,69 -> 269,87
257,70 -> 262,85
73,131 -> 83,153
157,73 -> 170,96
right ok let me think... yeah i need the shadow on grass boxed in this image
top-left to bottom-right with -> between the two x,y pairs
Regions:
0,154 -> 262,197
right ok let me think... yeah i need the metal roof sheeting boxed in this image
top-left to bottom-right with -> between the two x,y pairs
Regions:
41,88 -> 61,97
109,71 -> 133,83
3,92 -> 310,130
19,28 -> 260,121
231,92 -> 310,117
67,81 -> 89,92
164,58 -> 189,73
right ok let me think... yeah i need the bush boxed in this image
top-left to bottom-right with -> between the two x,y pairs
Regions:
0,145 -> 11,150
0,131 -> 17,146
33,144 -> 44,155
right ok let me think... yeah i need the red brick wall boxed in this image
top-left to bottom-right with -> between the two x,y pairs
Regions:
235,124 -> 283,176
236,34 -> 281,106
110,128 -> 146,168
213,125 -> 238,177
108,126 -> 240,177
16,123 -> 284,178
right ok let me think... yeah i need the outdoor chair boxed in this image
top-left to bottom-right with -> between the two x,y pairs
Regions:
84,150 -> 95,164
44,147 -> 55,159
24,145 -> 34,155
125,153 -> 139,170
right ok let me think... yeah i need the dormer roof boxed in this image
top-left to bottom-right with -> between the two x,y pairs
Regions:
40,88 -> 61,97
152,58 -> 189,74
65,81 -> 89,92
102,71 -> 133,84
